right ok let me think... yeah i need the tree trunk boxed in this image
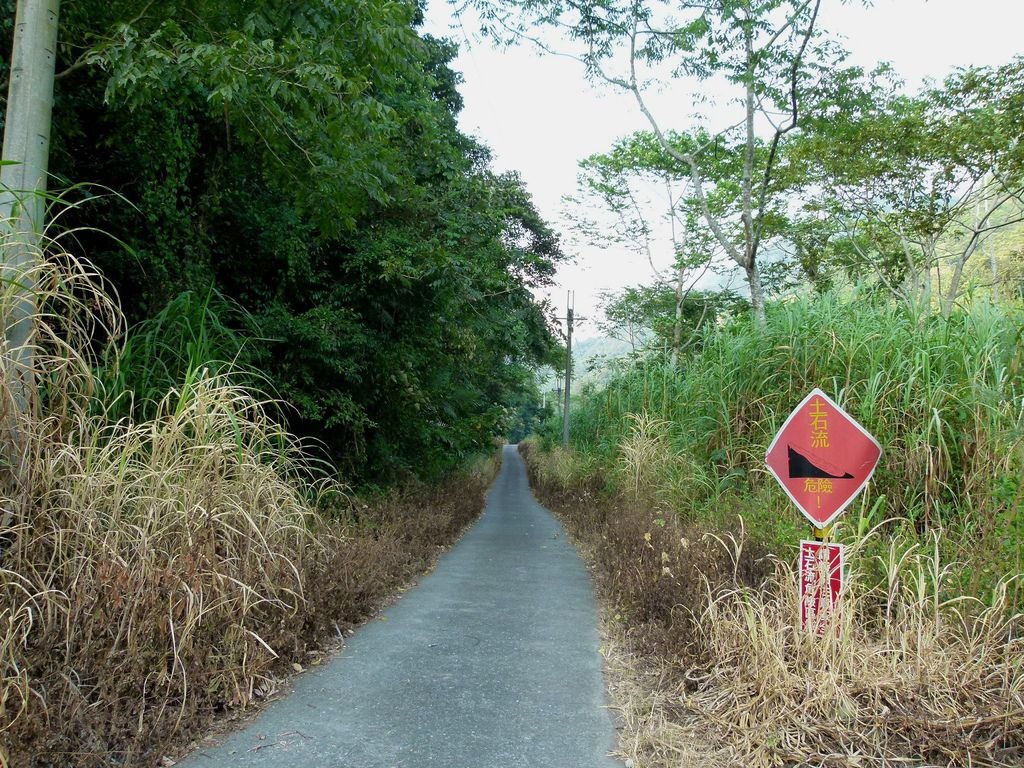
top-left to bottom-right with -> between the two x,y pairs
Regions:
1,0 -> 61,413
670,265 -> 683,367
978,172 -> 999,302
741,19 -> 763,330
921,238 -> 935,311
747,261 -> 767,329
941,235 -> 984,318
988,238 -> 999,302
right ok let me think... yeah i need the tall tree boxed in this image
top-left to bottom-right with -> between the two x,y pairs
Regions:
570,131 -> 721,363
793,58 -> 1024,314
472,0 -> 837,327
597,282 -> 728,358
2,1 -> 567,479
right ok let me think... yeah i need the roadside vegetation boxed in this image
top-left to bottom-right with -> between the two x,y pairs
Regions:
0,1 -> 562,485
3,0 -> 1024,766
0,242 -> 500,768
524,294 -> 1024,766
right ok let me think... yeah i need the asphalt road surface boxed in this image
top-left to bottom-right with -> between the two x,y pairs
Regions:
179,444 -> 622,768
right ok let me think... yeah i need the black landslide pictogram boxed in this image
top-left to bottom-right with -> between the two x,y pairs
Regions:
787,445 -> 854,479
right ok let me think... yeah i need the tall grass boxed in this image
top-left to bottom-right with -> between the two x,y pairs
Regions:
569,293 -> 1024,583
3,376 -> 331,759
526,437 -> 1024,765
0,213 -> 499,766
98,288 -> 256,422
688,526 -> 1024,766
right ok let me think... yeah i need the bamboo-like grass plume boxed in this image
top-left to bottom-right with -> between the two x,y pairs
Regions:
570,293 -> 1024,585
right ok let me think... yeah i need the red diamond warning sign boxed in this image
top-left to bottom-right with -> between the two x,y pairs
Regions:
765,388 -> 881,529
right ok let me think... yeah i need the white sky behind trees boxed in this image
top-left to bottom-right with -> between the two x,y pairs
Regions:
423,0 -> 1023,339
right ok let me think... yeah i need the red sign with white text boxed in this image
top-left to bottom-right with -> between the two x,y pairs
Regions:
765,388 -> 881,529
799,540 -> 844,635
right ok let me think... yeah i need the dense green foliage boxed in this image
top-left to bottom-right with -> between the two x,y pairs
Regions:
0,0 -> 563,481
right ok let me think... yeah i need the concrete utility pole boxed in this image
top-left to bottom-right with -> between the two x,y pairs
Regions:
561,292 -> 573,448
1,0 -> 61,408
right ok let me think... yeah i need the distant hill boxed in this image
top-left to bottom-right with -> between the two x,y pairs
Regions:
573,336 -> 635,386
538,335 -> 634,395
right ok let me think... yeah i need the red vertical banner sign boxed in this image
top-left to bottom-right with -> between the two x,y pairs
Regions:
799,540 -> 844,635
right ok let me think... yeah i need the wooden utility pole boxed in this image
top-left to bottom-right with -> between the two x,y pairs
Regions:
1,0 -> 61,410
561,292 -> 573,448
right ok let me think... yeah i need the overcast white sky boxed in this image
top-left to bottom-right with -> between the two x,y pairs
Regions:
423,0 -> 1023,339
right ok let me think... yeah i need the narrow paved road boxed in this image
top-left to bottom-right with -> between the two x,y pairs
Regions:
180,445 -> 621,767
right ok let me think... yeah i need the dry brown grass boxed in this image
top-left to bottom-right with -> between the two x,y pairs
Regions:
600,621 -> 728,768
521,438 -> 768,662
0,243 -> 495,767
617,413 -> 673,502
1,377 -> 333,763
685,529 -> 1024,767
523,440 -> 1024,768
0,242 -> 332,765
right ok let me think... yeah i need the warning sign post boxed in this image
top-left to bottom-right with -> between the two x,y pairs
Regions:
765,388 -> 882,529
767,389 -> 881,636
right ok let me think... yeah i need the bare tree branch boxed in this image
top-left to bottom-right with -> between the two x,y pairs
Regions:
752,0 -> 822,253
